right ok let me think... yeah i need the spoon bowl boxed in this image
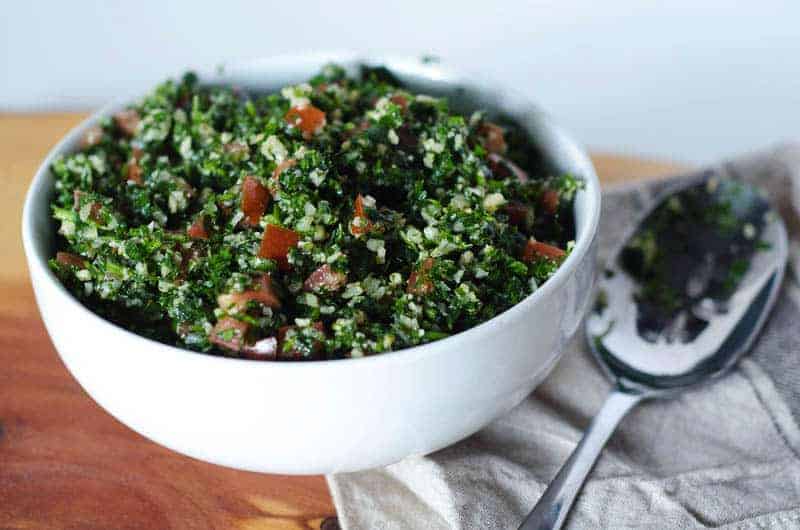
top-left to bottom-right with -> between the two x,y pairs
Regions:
520,176 -> 788,529
589,175 -> 788,394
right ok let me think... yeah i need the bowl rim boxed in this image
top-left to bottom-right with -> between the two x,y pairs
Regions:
22,52 -> 601,371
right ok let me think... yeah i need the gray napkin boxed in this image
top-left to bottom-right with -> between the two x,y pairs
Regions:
327,145 -> 800,530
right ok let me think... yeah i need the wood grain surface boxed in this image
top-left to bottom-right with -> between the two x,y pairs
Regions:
0,112 -> 683,529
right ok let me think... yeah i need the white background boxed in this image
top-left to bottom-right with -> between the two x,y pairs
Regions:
3,0 -> 799,164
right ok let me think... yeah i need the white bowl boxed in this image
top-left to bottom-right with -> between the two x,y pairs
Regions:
22,54 -> 601,474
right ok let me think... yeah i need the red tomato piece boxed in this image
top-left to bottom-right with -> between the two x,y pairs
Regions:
209,317 -> 250,352
479,122 -> 507,154
502,202 -> 533,228
56,252 -> 87,268
540,189 -> 560,215
350,194 -> 373,235
217,274 -> 282,312
284,105 -> 326,139
389,94 -> 408,109
303,264 -> 347,292
241,175 -> 269,227
258,224 -> 300,271
407,258 -> 435,295
187,216 -> 208,240
522,239 -> 566,262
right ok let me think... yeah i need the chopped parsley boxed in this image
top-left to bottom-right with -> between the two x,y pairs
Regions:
49,64 -> 579,360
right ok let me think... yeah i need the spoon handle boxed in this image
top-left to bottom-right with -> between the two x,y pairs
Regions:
518,389 -> 642,530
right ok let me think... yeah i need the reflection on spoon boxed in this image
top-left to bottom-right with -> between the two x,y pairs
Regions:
519,176 -> 788,530
593,178 -> 778,376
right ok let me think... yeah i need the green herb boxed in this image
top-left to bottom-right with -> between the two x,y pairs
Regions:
49,65 -> 579,360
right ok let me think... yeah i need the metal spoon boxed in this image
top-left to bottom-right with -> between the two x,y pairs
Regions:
519,176 -> 788,530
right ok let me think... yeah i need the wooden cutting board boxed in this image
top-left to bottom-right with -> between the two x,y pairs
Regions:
0,112 -> 683,530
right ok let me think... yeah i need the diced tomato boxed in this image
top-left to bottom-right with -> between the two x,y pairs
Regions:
242,336 -> 278,360
258,224 -> 300,271
540,189 -> 560,215
277,321 -> 326,359
126,160 -> 143,185
522,238 -> 566,262
217,274 -> 282,312
284,105 -> 326,139
479,122 -> 507,154
502,202 -> 533,228
113,109 -> 141,137
241,175 -> 269,227
389,94 -> 408,109
89,204 -> 102,222
350,194 -> 373,235
209,317 -> 250,352
56,252 -> 87,268
303,264 -> 347,292
354,194 -> 366,217
488,153 -> 528,182
407,258 -> 435,295
187,216 -> 208,240
81,125 -> 103,149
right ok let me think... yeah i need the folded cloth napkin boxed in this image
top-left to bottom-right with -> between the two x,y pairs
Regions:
327,144 -> 800,530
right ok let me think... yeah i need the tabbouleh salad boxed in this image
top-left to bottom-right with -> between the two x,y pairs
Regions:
49,64 -> 581,360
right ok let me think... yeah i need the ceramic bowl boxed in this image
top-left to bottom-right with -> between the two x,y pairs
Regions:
22,54 -> 600,474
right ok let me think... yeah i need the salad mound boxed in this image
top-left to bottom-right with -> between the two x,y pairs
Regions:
49,64 -> 580,360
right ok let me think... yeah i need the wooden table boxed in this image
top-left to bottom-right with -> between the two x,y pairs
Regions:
0,113 -> 682,529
